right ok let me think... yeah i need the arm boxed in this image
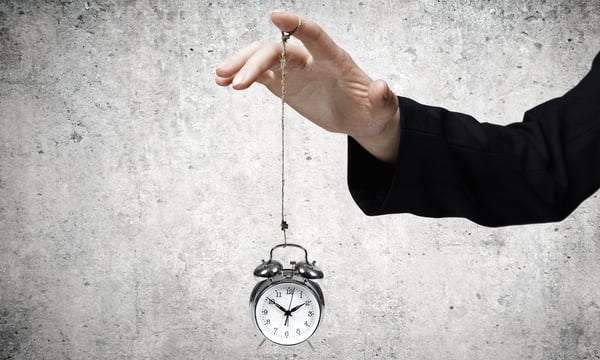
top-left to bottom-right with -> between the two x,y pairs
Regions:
349,51 -> 600,227
216,12 -> 600,227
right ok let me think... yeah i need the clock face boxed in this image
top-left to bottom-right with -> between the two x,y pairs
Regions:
254,281 -> 322,346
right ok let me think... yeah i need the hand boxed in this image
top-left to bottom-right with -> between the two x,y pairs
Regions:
266,297 -> 288,313
284,289 -> 295,327
215,11 -> 400,163
289,303 -> 305,313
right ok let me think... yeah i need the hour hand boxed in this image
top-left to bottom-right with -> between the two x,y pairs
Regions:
289,303 -> 305,313
266,297 -> 288,313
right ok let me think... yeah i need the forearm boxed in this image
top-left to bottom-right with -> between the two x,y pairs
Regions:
348,51 -> 600,226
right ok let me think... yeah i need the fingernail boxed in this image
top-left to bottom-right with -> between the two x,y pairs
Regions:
232,72 -> 245,87
271,9 -> 285,14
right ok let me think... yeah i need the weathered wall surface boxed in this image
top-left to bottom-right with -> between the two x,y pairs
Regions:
1,0 -> 599,359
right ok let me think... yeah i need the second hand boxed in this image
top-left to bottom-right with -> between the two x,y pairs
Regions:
284,288 -> 295,327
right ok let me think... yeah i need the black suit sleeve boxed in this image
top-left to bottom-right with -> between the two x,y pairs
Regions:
348,51 -> 600,227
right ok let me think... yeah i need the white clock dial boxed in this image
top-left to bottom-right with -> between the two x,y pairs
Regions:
255,281 -> 321,345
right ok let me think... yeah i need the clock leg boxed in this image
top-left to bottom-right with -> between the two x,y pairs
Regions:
256,338 -> 267,350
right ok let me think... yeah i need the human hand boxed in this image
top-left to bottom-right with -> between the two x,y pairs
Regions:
215,11 -> 400,163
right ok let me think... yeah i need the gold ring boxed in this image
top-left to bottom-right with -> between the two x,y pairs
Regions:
286,16 -> 302,37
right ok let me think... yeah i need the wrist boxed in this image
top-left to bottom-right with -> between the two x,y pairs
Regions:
352,106 -> 401,164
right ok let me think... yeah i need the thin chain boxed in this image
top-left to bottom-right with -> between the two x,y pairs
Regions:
280,31 -> 291,246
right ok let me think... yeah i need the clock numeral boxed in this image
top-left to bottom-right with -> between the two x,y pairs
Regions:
284,331 -> 289,338
304,321 -> 309,327
264,319 -> 270,325
305,300 -> 312,306
286,287 -> 294,295
296,328 -> 301,335
275,290 -> 282,298
261,309 -> 268,315
299,291 -> 303,299
308,311 -> 314,317
273,327 -> 278,334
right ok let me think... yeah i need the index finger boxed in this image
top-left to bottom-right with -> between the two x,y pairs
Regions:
270,11 -> 341,60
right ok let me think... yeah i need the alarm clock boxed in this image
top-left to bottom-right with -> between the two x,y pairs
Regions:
249,243 -> 325,346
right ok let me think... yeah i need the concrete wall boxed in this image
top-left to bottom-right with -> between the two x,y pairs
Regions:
1,0 -> 599,359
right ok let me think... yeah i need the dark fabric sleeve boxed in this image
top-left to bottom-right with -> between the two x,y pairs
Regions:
348,51 -> 600,227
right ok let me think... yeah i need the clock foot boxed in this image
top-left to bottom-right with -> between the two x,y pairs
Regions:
256,338 -> 267,350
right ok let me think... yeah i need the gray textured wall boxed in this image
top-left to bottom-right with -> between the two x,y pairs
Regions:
1,0 -> 599,359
